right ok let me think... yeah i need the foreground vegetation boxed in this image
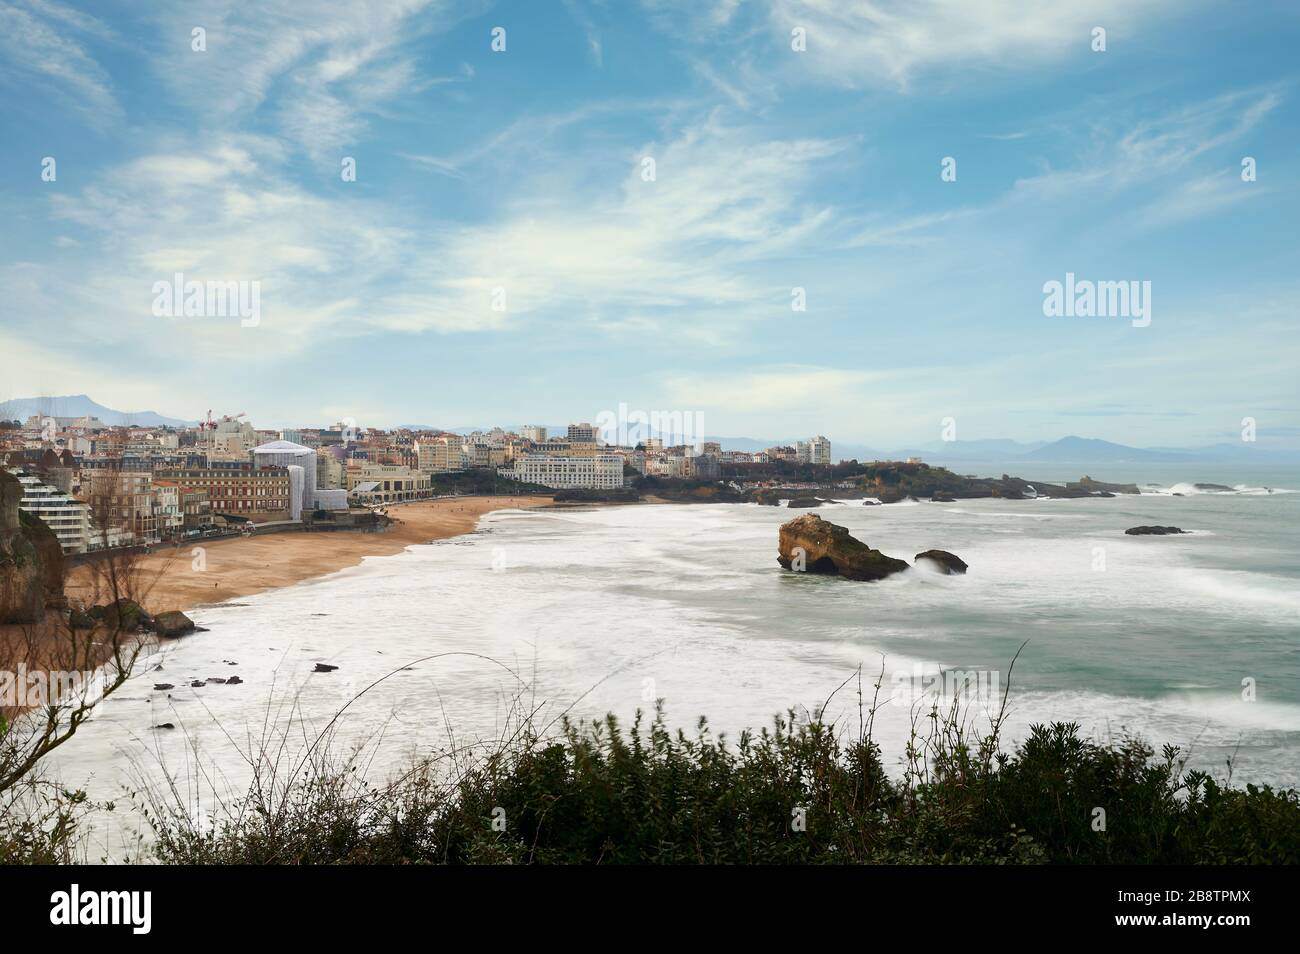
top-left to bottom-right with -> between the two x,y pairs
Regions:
126,693 -> 1300,865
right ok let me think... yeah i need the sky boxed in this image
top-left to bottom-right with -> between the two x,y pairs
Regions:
0,0 -> 1298,450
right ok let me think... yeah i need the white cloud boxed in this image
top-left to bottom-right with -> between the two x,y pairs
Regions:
0,0 -> 121,122
766,0 -> 1177,89
151,0 -> 486,159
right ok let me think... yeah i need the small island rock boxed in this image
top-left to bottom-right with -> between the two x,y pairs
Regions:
777,514 -> 909,582
914,550 -> 968,574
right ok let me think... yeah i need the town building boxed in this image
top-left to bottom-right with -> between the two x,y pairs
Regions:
12,471 -> 91,554
345,463 -> 432,503
810,436 -> 832,465
566,422 -> 599,444
500,454 -> 623,490
153,462 -> 291,522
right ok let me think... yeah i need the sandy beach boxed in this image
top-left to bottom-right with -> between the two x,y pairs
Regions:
66,495 -> 553,616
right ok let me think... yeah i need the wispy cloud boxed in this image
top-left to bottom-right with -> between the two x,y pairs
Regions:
764,0 -> 1179,89
151,0 -> 485,160
0,0 -> 121,123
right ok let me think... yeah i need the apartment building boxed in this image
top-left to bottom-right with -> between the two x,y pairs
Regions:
151,480 -> 184,539
462,443 -> 506,469
80,469 -> 159,543
566,422 -> 599,443
809,435 -> 832,465
415,435 -> 465,473
208,419 -> 259,460
501,454 -> 623,490
13,471 -> 91,554
153,462 -> 291,522
178,486 -> 212,528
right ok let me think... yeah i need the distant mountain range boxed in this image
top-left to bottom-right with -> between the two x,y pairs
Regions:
7,398 -> 1294,464
0,394 -> 194,428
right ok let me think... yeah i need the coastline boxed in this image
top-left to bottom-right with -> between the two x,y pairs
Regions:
64,495 -> 554,616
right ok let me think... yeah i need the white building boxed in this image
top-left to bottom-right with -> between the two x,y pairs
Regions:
500,454 -> 623,490
520,425 -> 548,443
252,439 -> 348,518
15,472 -> 91,554
809,435 -> 832,465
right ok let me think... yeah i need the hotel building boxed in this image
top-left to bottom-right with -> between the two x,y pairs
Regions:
153,462 -> 291,522
501,454 -> 623,490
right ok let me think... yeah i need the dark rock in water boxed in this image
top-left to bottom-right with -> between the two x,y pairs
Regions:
1194,483 -> 1233,492
1073,476 -> 1141,495
1125,525 -> 1187,536
786,496 -> 823,509
153,683 -> 175,691
68,608 -> 96,630
206,677 -> 227,684
153,723 -> 175,730
862,499 -> 882,506
777,514 -> 909,582
914,550 -> 968,574
930,495 -> 956,503
190,680 -> 206,688
90,598 -> 152,631
1096,491 -> 1115,498
313,663 -> 339,673
226,675 -> 244,685
1171,492 -> 1184,497
152,610 -> 196,637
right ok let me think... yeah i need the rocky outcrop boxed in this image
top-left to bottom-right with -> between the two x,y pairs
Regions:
1,468 -> 64,623
152,610 -> 196,638
1073,475 -> 1141,495
777,513 -> 909,582
20,509 -> 64,606
786,496 -> 823,509
90,598 -> 151,630
914,550 -> 968,574
1125,525 -> 1186,536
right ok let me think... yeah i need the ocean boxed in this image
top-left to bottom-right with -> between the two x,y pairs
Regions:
48,466 -> 1300,860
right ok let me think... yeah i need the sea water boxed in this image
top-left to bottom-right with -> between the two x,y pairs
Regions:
47,471 -> 1300,860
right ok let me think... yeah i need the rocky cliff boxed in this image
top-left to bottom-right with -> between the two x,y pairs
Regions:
0,469 -> 64,623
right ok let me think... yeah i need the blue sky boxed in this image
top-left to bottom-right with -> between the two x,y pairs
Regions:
1,0 -> 1297,449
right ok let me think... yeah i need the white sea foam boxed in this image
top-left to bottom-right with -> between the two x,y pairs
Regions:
39,493 -> 1300,858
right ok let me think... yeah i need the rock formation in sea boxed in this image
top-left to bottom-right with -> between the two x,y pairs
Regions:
914,550 -> 968,574
1072,475 -> 1142,495
785,496 -> 824,509
152,610 -> 196,637
1125,525 -> 1187,535
777,513 -> 910,581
